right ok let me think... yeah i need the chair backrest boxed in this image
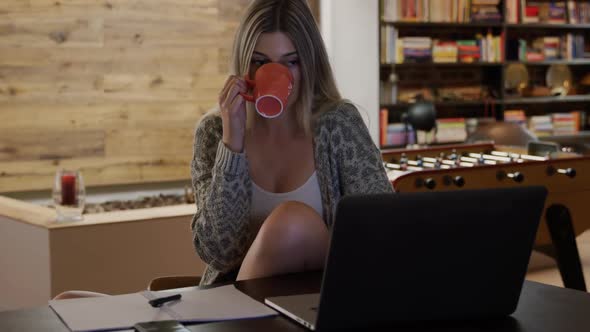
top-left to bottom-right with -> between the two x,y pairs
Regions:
148,276 -> 201,291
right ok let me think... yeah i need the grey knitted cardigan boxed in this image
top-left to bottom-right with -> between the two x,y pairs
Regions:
190,102 -> 393,285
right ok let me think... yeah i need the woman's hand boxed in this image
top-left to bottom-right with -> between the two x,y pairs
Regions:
219,75 -> 248,153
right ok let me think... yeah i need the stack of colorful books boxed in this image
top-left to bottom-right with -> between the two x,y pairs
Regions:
401,37 -> 432,62
542,37 -> 560,60
528,115 -> 553,137
504,109 -> 527,127
433,40 -> 458,63
457,40 -> 481,63
552,112 -> 580,135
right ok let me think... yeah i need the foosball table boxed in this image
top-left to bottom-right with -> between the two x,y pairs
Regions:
381,143 -> 590,290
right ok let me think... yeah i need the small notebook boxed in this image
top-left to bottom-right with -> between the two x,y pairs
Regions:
49,285 -> 277,332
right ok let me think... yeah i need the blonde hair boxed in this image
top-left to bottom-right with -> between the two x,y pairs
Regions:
230,0 -> 342,135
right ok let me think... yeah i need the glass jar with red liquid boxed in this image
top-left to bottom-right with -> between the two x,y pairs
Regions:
52,169 -> 85,222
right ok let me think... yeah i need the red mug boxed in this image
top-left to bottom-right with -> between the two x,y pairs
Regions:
240,63 -> 294,118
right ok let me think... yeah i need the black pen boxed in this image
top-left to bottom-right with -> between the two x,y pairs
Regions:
149,294 -> 182,308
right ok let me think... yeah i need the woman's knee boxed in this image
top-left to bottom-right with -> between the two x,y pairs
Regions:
256,201 -> 327,252
238,201 -> 329,279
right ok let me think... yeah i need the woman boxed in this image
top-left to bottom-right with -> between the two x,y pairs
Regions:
192,0 -> 393,286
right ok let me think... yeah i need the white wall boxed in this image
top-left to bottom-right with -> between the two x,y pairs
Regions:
321,0 -> 380,144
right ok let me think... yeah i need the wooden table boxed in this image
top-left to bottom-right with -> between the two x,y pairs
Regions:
2,272 -> 590,332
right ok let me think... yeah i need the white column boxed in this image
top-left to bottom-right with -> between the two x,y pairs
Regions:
320,0 -> 380,145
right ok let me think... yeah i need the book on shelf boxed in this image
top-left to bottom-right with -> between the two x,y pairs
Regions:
402,37 -> 433,62
433,40 -> 459,63
504,109 -> 527,126
380,116 -> 417,147
383,1 -> 589,26
381,0 -> 423,22
504,109 -> 582,137
517,34 -> 588,61
380,25 -> 404,64
552,112 -> 580,135
380,108 -> 389,146
471,0 -> 502,22
386,123 -> 417,146
379,117 -> 467,147
542,36 -> 560,60
457,39 -> 481,62
380,0 -> 502,23
523,2 -> 540,23
565,33 -> 587,59
524,112 -> 582,137
529,115 -> 553,136
382,26 -> 401,64
381,31 -> 503,64
472,0 -> 502,4
382,0 -> 399,21
568,1 -> 590,24
436,118 -> 468,143
506,0 -> 520,23
525,51 -> 544,61
509,0 -> 567,24
547,2 -> 567,24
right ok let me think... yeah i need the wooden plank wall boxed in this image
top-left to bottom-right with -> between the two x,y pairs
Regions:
0,0 -> 319,193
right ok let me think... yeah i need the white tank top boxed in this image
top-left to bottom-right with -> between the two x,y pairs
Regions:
250,171 -> 324,225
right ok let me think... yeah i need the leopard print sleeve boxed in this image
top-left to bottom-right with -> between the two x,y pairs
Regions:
190,114 -> 253,274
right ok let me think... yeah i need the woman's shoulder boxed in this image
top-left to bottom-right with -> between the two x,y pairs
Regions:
314,101 -> 367,133
315,101 -> 363,125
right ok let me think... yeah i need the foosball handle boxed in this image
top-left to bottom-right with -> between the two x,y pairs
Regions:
443,175 -> 465,187
453,176 -> 465,187
507,172 -> 524,182
424,178 -> 436,190
559,168 -> 577,178
496,171 -> 524,183
546,204 -> 587,292
547,166 -> 577,178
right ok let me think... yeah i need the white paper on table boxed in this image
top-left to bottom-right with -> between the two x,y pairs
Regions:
49,285 -> 277,332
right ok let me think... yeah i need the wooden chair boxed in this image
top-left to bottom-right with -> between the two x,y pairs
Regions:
148,276 -> 201,291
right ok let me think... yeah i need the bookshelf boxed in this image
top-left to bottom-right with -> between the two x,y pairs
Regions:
379,0 -> 590,148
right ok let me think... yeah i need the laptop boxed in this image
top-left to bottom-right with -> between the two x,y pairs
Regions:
265,186 -> 548,330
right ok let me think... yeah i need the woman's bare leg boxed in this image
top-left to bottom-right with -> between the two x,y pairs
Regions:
237,201 -> 329,280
